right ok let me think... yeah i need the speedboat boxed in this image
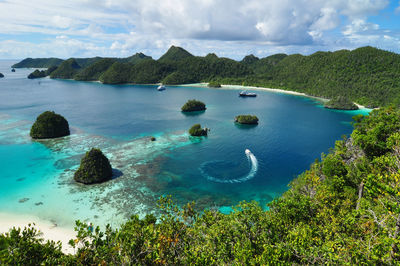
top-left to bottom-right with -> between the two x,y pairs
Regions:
239,90 -> 256,97
245,149 -> 251,155
157,84 -> 166,91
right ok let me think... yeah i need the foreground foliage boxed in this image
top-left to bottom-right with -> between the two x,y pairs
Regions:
2,107 -> 400,264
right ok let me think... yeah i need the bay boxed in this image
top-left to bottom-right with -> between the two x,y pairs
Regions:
0,60 -> 370,227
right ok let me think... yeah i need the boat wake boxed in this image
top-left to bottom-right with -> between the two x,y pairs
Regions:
199,149 -> 258,183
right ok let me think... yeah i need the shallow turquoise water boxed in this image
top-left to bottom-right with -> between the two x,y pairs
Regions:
0,60 -> 371,227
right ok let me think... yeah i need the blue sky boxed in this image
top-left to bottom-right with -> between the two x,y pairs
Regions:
0,0 -> 399,60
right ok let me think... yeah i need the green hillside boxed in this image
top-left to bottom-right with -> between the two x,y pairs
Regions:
99,62 -> 131,84
267,47 -> 400,107
120,52 -> 153,64
158,45 -> 194,62
13,46 -> 400,107
50,58 -> 81,79
74,58 -> 116,81
12,57 -> 64,68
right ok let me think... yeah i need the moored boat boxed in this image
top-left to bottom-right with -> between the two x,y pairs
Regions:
157,84 -> 166,91
239,90 -> 256,97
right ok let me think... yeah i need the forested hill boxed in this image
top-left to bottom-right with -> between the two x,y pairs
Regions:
14,46 -> 400,107
2,106 -> 400,264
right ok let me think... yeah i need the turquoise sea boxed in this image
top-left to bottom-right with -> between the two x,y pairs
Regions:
0,60 -> 370,228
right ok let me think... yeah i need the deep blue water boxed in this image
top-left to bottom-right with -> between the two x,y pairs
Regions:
0,60 -> 370,226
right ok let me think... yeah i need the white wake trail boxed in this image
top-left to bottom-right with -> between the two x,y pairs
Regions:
200,149 -> 258,183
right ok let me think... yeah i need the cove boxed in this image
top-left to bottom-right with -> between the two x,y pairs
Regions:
0,60 -> 370,228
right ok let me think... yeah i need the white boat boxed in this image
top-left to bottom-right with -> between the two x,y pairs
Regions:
157,84 -> 166,91
239,90 -> 257,97
245,149 -> 251,155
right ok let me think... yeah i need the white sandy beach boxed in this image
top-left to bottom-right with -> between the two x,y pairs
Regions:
180,83 -> 373,111
0,212 -> 76,254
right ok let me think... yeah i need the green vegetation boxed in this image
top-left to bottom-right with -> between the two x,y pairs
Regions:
222,46 -> 400,107
208,81 -> 221,88
324,96 -> 359,110
74,148 -> 113,184
30,111 -> 70,139
13,46 -> 400,107
27,69 -> 46,79
12,57 -> 64,68
189,124 -> 208,136
46,66 -> 58,75
50,59 -> 81,79
181,99 -> 206,112
120,52 -> 152,64
74,58 -> 116,81
28,66 -> 57,79
235,115 -> 259,124
99,62 -> 131,84
158,45 -> 194,63
3,107 -> 400,263
28,66 -> 58,79
0,73 -> 4,78
130,60 -> 174,84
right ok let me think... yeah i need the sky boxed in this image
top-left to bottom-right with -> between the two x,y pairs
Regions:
0,0 -> 400,60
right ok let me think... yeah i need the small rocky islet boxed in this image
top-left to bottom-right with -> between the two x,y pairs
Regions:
234,115 -> 259,125
181,99 -> 206,112
74,148 -> 113,184
189,124 -> 208,136
30,111 -> 70,139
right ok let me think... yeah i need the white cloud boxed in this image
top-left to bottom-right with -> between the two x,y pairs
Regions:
342,19 -> 380,36
0,0 -> 396,59
51,15 -> 74,29
0,0 -> 390,43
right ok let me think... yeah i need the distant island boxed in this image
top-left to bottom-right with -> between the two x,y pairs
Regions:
324,96 -> 359,110
13,45 -> 400,107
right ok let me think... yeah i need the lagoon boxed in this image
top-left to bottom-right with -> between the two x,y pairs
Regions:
0,60 -> 369,228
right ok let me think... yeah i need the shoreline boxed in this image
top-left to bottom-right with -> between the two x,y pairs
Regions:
34,75 -> 373,112
178,83 -> 373,111
0,212 -> 76,254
